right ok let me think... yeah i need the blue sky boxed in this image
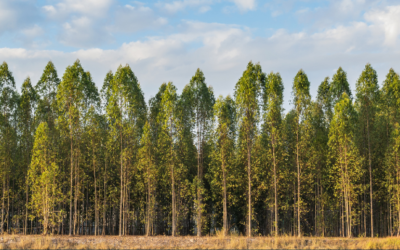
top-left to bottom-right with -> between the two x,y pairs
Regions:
1,0 -> 400,110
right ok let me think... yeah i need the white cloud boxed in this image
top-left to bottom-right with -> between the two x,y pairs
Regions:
158,0 -> 256,13
16,24 -> 49,49
43,0 -> 113,20
0,0 -> 41,35
21,25 -> 44,39
42,5 -> 57,16
160,0 -> 213,13
41,0 -> 115,48
41,1 -> 170,48
2,5 -> 400,110
365,5 -> 400,46
231,0 -> 256,11
199,5 -> 211,13
110,5 -> 168,33
295,0 -> 381,30
59,16 -> 113,48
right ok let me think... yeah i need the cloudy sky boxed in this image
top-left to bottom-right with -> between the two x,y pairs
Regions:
1,0 -> 400,110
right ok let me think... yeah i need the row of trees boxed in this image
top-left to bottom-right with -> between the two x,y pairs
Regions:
0,60 -> 399,237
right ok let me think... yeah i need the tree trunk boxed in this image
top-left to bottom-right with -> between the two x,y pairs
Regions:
119,132 -> 123,236
94,147 -> 98,236
171,119 -> 176,237
273,134 -> 278,237
247,132 -> 252,238
69,133 -> 73,236
25,182 -> 28,235
197,114 -> 202,237
146,160 -> 151,236
397,155 -> 400,236
366,111 -> 373,237
345,145 -> 350,238
103,154 -> 107,236
171,160 -> 176,236
222,147 -> 227,237
74,149 -> 78,235
296,122 -> 301,237
1,176 -> 4,234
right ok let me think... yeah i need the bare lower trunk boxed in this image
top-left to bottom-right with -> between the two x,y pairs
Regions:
119,133 -> 123,236
397,161 -> 400,237
103,156 -> 107,236
69,137 -> 73,236
367,113 -> 373,237
170,117 -> 176,237
25,182 -> 28,235
172,164 -> 176,236
1,177 -> 4,234
247,134 -> 251,238
94,149 -> 98,236
146,166 -> 151,236
389,190 -> 392,236
273,135 -> 278,237
197,117 -> 202,237
297,123 -> 301,237
222,150 -> 227,237
345,146 -> 350,238
364,174 -> 366,235
293,182 -> 296,236
74,151 -> 78,235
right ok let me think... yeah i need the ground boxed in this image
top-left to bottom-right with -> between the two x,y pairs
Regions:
1,235 -> 400,249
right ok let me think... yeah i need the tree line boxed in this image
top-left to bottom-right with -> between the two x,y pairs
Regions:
0,60 -> 399,238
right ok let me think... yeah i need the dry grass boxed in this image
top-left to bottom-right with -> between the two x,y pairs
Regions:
1,235 -> 400,249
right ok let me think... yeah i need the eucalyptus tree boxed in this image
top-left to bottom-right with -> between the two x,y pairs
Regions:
83,106 -> 102,235
331,67 -> 352,104
0,62 -> 18,234
262,72 -> 284,236
328,93 -> 363,237
386,122 -> 400,236
27,122 -> 61,235
175,86 -> 198,236
36,61 -> 60,130
292,69 -> 311,237
139,121 -> 156,236
355,63 -> 379,237
100,71 -> 113,235
75,71 -> 100,236
234,62 -> 265,237
280,109 -> 299,235
183,69 -> 215,236
157,82 -> 179,236
18,77 -> 37,234
306,100 -> 329,236
381,69 -> 400,129
213,95 -> 236,236
315,79 -> 335,235
148,83 -> 168,235
382,69 -> 400,236
57,60 -> 87,235
317,77 -> 333,123
78,71 -> 100,235
106,65 -> 146,236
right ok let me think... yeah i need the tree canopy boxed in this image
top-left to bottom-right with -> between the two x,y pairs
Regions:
0,60 -> 398,238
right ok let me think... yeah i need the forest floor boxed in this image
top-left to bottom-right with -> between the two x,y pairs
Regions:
0,234 -> 400,249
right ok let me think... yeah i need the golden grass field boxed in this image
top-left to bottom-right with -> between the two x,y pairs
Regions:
1,234 -> 400,249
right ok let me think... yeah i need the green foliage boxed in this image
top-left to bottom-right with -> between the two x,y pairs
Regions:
0,59 -> 399,238
317,77 -> 334,124
28,122 -> 62,234
331,67 -> 352,103
356,64 -> 379,106
328,93 -> 363,237
234,61 -> 265,236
